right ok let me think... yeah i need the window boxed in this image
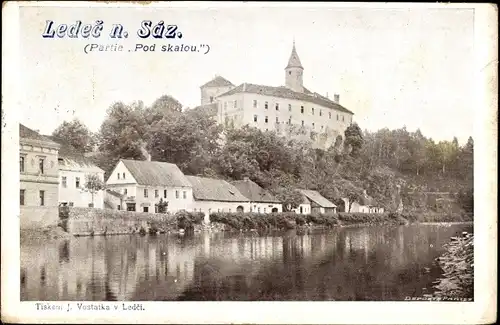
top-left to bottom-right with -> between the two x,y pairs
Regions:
276,117 -> 279,123
329,112 -> 332,119
208,208 -> 212,213
20,156 -> 25,173
143,207 -> 149,213
224,102 -> 227,110
258,207 -> 261,213
164,190 -> 167,198
288,117 -> 292,124
62,176 -> 67,188
253,100 -> 257,108
39,158 -> 44,174
124,188 -> 128,195
253,115 -> 258,122
319,110 -> 322,117
155,190 -> 159,198
321,125 -> 324,131
275,103 -> 279,111
183,191 -> 187,199
301,106 -> 304,113
210,96 -> 214,103
264,101 -> 269,109
39,190 -> 45,206
342,115 -> 345,122
218,208 -> 221,212
75,177 -> 80,188
229,208 -> 232,212
175,190 -> 179,199
265,116 -> 268,123
117,173 -> 120,179
337,114 -> 339,121
122,172 -> 125,179
288,104 -> 292,111
312,122 -> 315,129
20,189 -> 25,206
144,189 -> 148,198
69,202 -> 74,207
117,205 -> 121,211
234,100 -> 237,108
301,120 -> 304,126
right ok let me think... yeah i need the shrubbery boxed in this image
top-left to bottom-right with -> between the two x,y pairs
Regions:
175,210 -> 205,230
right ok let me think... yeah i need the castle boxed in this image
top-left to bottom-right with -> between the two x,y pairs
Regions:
199,42 -> 355,150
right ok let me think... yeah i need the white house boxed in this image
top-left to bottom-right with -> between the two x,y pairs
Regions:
48,136 -> 105,209
342,190 -> 384,213
105,159 -> 193,213
299,189 -> 337,214
291,192 -> 312,215
231,177 -> 283,213
185,175 -> 250,218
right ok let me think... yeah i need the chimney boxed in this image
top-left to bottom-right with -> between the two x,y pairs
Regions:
326,92 -> 329,98
139,144 -> 151,161
333,94 -> 340,103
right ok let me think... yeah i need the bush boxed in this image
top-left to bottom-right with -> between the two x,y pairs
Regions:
176,210 -> 205,230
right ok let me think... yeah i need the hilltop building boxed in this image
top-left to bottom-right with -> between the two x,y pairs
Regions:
19,124 -> 61,228
199,41 -> 355,150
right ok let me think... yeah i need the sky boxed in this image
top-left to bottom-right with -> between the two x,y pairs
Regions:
18,4 -> 475,144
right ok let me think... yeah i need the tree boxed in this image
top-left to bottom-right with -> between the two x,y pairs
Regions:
83,174 -> 105,207
343,123 -> 364,156
52,118 -> 95,152
144,94 -> 183,125
271,187 -> 304,212
156,198 -> 169,213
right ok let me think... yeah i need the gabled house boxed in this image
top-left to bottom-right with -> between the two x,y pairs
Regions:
185,175 -> 250,218
47,136 -> 105,209
105,159 -> 193,213
343,190 -> 384,213
19,124 -> 61,228
298,189 -> 337,214
231,177 -> 282,213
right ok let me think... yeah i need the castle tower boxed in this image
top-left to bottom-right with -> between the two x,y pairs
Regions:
285,40 -> 304,93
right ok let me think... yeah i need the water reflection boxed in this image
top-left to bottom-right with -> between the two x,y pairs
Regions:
21,224 -> 472,301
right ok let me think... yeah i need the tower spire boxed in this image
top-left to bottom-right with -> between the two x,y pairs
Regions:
286,40 -> 303,70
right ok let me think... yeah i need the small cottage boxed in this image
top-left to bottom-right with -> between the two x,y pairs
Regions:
231,177 -> 282,213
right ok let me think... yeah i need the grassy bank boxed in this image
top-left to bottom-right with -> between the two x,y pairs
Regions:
209,211 -> 473,232
432,232 -> 474,299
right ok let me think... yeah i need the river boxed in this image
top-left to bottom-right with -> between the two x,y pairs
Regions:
21,223 -> 472,301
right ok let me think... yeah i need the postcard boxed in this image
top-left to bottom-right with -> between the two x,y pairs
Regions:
1,1 -> 497,324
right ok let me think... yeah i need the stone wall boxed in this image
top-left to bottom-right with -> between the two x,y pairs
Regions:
62,207 -> 177,236
20,206 -> 59,229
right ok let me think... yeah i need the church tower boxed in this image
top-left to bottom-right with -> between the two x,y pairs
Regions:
285,41 -> 304,93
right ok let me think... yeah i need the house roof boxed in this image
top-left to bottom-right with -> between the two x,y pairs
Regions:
106,189 -> 123,198
46,135 -> 104,172
120,159 -> 192,187
201,76 -> 234,88
186,175 -> 249,202
286,42 -> 303,69
299,189 -> 337,208
218,83 -> 354,115
19,124 -> 60,147
231,179 -> 280,203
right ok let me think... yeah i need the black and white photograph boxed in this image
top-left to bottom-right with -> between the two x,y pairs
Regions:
1,2 -> 497,324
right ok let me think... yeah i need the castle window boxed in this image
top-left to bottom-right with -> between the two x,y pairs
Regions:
312,122 -> 315,129
288,117 -> 292,124
176,190 -> 179,199
254,115 -> 258,122
276,117 -> 279,123
20,156 -> 25,173
300,106 -> 304,114
124,189 -> 127,195
39,190 -> 45,206
337,114 -> 339,121
164,189 -> 167,198
253,100 -> 257,108
122,172 -> 125,179
144,188 -> 148,198
265,116 -> 268,123
275,103 -> 279,111
183,191 -> 187,199
264,102 -> 269,109
289,71 -> 291,75
288,104 -> 292,111
319,110 -> 322,116
321,125 -> 324,131
301,120 -> 304,126
155,190 -> 159,198
39,158 -> 45,174
20,189 -> 25,206
312,107 -> 315,115
210,96 -> 214,103
329,112 -> 332,119
117,173 -> 120,180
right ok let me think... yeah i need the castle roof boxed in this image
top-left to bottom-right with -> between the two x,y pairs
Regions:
231,179 -> 280,203
186,175 -> 249,202
201,76 -> 234,88
286,42 -> 303,69
120,159 -> 192,187
218,83 -> 354,115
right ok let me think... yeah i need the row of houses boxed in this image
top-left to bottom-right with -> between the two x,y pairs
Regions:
19,123 -> 382,227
